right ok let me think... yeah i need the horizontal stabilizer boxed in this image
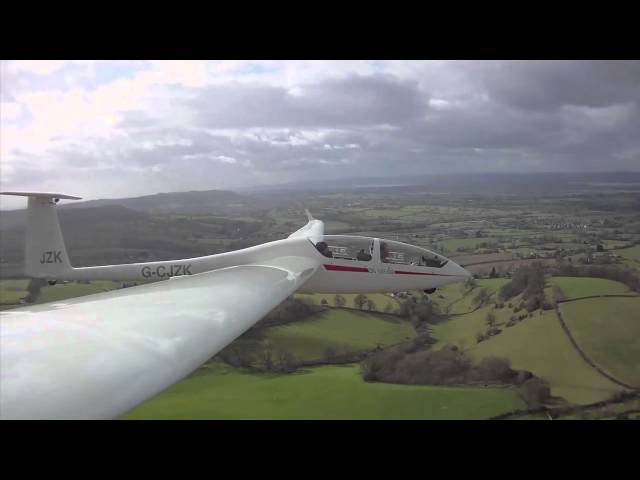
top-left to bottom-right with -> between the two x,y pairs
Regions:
1,191 -> 82,200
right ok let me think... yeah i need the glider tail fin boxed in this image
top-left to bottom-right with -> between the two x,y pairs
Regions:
305,209 -> 314,222
1,192 -> 81,279
287,208 -> 324,241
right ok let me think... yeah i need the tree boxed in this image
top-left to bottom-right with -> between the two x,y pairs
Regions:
552,285 -> 565,303
275,350 -> 298,373
384,303 -> 393,314
499,263 -> 545,301
489,267 -> 498,278
354,294 -> 367,310
334,294 -> 347,308
486,312 -> 497,326
519,378 -> 551,408
324,345 -> 338,361
257,297 -> 326,328
366,299 -> 376,311
399,296 -> 440,325
474,288 -> 490,306
475,356 -> 513,382
464,276 -> 477,292
262,347 -> 274,372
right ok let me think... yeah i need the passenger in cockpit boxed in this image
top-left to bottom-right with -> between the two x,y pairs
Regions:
316,241 -> 333,258
357,249 -> 372,261
380,242 -> 390,263
422,255 -> 446,268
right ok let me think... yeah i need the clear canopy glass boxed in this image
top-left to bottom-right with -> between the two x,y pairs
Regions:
314,236 -> 375,262
312,236 -> 448,268
379,239 -> 448,268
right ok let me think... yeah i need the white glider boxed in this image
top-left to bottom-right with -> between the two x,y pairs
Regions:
0,192 -> 470,419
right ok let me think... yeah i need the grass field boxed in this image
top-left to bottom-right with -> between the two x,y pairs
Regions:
123,363 -> 526,420
617,245 -> 640,270
561,297 -> 640,387
437,237 -> 500,252
549,276 -> 634,299
443,278 -> 510,315
35,280 -> 121,304
509,397 -> 640,420
431,283 -> 468,312
432,291 -> 518,350
264,310 -> 416,360
431,292 -> 624,405
449,253 -> 515,265
432,305 -> 493,349
468,310 -> 622,404
0,279 -> 29,304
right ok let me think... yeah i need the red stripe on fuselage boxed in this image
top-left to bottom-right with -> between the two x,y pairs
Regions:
394,270 -> 456,276
323,264 -> 370,273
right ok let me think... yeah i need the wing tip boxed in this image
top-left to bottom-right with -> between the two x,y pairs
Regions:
305,209 -> 314,221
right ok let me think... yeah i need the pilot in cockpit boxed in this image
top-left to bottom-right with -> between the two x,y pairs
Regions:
421,254 -> 447,268
316,241 -> 333,258
357,249 -> 372,261
380,242 -> 390,263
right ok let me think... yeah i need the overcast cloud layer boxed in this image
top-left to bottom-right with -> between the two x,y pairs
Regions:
1,60 -> 639,209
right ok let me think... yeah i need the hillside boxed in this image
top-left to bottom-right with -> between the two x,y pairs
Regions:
0,204 -> 272,275
60,189 -> 248,215
123,363 -> 525,420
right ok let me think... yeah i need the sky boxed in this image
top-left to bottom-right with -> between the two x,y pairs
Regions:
1,60 -> 639,209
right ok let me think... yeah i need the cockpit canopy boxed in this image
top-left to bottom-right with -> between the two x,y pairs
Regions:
379,239 -> 448,268
314,236 -> 375,261
313,235 -> 449,268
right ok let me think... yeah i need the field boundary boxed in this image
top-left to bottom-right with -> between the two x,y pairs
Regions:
489,391 -> 640,420
556,293 -> 638,304
554,304 -> 639,390
447,287 -> 501,316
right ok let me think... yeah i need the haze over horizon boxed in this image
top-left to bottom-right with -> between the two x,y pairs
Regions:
2,60 -> 639,209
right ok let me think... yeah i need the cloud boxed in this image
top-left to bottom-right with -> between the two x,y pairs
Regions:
469,60 -> 640,111
1,60 -> 639,209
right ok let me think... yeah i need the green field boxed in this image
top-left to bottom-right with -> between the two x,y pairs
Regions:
449,253 -> 515,265
0,279 -> 29,304
549,276 -> 634,299
35,280 -> 121,304
432,283 -> 468,312
439,278 -> 510,315
509,397 -> 640,420
617,245 -> 640,270
123,363 -> 526,420
432,293 -> 517,350
561,297 -> 640,387
469,310 -> 622,404
438,237 -> 500,252
431,295 -> 623,404
432,305 -> 493,349
264,310 -> 415,360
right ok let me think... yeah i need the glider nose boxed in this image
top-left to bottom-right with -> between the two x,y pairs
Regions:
446,259 -> 472,278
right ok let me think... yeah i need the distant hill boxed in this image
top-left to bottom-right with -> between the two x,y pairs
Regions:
242,172 -> 640,195
0,203 -> 269,276
60,189 -> 248,215
0,204 -> 148,231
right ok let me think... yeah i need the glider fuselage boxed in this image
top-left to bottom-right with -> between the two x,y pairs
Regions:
41,235 -> 469,293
